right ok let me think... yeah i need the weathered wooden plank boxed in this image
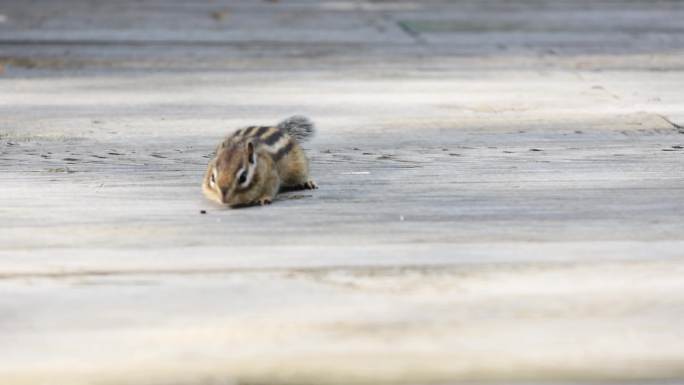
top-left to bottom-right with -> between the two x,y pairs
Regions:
3,259 -> 684,385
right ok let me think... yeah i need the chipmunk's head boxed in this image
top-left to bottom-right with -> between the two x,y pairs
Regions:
203,140 -> 258,205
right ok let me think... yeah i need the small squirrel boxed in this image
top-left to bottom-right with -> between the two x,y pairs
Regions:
202,116 -> 318,207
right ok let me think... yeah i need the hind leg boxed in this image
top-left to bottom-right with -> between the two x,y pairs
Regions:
277,144 -> 317,191
280,180 -> 318,192
300,180 -> 318,189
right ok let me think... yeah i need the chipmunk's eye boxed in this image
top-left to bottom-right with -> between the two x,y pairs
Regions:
238,170 -> 247,185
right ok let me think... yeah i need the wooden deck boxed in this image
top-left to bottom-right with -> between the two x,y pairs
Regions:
1,1 -> 684,384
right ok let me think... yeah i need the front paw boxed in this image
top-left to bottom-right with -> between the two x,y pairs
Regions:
256,197 -> 272,206
303,180 -> 318,190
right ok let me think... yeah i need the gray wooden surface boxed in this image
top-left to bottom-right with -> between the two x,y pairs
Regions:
1,1 -> 684,385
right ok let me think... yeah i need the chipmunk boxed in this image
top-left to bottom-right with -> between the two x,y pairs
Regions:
202,116 -> 318,207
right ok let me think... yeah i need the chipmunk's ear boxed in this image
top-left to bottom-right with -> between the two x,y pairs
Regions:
246,141 -> 256,164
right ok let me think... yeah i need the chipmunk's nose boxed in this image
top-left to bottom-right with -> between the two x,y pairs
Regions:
220,187 -> 229,203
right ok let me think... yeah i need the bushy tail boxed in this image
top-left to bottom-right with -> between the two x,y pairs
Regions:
277,115 -> 315,143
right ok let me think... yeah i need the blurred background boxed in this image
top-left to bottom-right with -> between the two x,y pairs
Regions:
2,1 -> 684,72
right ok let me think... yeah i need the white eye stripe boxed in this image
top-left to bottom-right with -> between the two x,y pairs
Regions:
235,167 -> 245,182
210,168 -> 217,187
237,163 -> 256,188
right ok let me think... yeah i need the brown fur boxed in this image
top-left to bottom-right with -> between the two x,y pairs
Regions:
202,123 -> 316,208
